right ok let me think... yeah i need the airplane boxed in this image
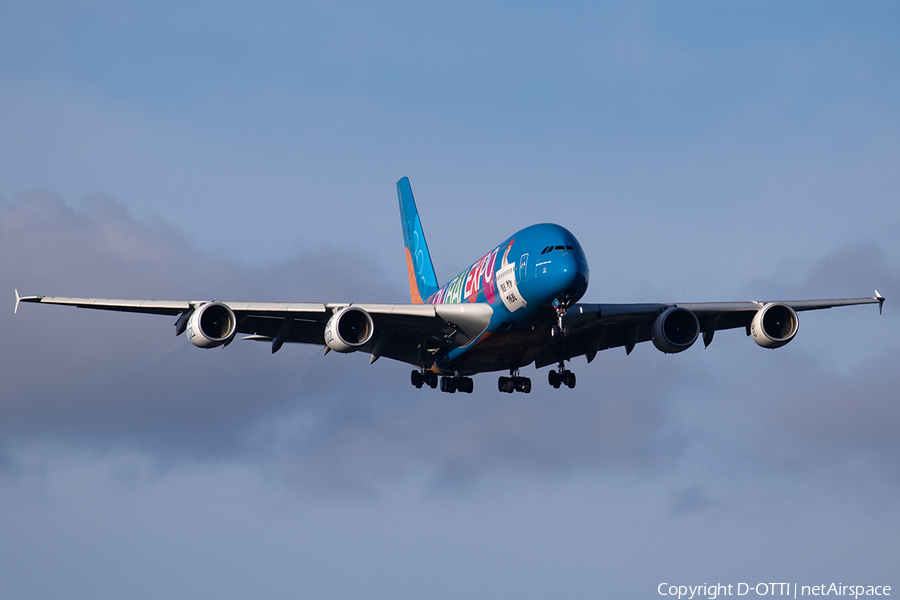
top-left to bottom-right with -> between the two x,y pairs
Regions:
15,177 -> 885,394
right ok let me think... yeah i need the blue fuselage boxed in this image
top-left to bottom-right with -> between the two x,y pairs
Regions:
425,223 -> 590,374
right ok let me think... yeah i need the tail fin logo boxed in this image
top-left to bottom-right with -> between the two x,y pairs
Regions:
404,228 -> 428,303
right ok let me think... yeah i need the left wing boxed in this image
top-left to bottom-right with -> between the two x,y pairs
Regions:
534,293 -> 885,368
14,292 -> 493,367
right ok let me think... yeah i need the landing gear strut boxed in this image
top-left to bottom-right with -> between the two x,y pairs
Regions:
498,369 -> 531,394
551,302 -> 568,339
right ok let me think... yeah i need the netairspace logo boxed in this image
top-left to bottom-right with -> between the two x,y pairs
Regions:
657,583 -> 892,600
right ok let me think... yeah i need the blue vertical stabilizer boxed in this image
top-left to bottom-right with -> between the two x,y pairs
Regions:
397,177 -> 439,303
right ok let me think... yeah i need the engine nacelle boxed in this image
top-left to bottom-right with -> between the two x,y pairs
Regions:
751,302 -> 799,349
651,307 -> 700,354
324,306 -> 375,353
186,302 -> 237,348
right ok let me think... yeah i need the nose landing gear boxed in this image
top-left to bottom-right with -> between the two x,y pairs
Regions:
549,301 -> 576,389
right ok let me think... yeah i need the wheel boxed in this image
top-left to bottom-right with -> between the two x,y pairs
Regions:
426,372 -> 438,388
519,377 -> 531,394
411,370 -> 423,388
441,377 -> 457,393
564,370 -> 576,389
548,370 -> 561,389
498,376 -> 508,392
462,377 -> 474,393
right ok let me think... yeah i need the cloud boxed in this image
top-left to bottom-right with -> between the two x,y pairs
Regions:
0,190 -> 395,464
2,190 -> 897,500
261,350 -> 694,495
0,191 -> 687,486
768,348 -> 900,482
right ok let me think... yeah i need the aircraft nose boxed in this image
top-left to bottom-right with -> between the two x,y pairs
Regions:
542,250 -> 589,304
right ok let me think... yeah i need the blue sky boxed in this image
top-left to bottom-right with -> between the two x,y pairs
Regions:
1,2 -> 899,598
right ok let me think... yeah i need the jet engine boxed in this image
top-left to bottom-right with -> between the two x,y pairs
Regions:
324,306 -> 375,353
186,302 -> 237,348
651,306 -> 700,354
750,302 -> 799,349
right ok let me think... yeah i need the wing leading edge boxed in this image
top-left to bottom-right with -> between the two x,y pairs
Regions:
15,293 -> 493,366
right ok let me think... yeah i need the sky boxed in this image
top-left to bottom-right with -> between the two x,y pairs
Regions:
1,2 -> 899,598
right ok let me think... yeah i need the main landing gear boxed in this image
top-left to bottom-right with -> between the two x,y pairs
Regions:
548,364 -> 576,389
411,369 -> 473,393
410,369 -> 437,389
498,369 -> 531,394
441,376 -> 474,394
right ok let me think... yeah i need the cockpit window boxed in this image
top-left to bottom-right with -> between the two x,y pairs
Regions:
541,244 -> 575,254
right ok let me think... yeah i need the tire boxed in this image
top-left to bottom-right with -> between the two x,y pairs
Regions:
548,370 -> 560,389
441,377 -> 457,393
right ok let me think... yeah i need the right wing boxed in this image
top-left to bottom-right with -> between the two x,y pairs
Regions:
534,294 -> 885,368
14,292 -> 493,367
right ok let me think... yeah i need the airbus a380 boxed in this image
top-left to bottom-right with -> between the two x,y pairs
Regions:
16,177 -> 885,394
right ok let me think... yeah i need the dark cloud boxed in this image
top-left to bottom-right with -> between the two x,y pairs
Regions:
0,191 -> 688,486
261,351 -> 694,494
0,191 -> 397,464
767,348 -> 900,478
2,190 -> 897,499
668,484 -> 725,516
745,239 -> 898,302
